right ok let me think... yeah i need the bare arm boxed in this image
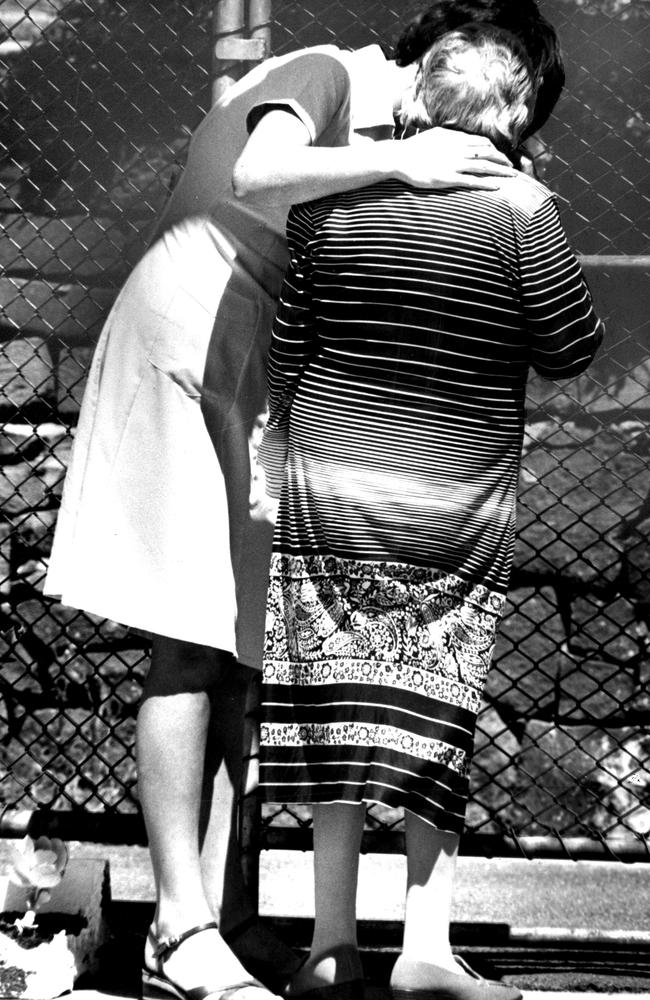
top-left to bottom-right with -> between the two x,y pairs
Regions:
232,108 -> 517,207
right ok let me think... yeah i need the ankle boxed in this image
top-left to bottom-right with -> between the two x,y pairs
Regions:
310,937 -> 359,958
150,908 -> 217,944
291,942 -> 362,991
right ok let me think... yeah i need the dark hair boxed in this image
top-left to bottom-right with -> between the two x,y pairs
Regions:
394,1 -> 565,137
401,25 -> 534,155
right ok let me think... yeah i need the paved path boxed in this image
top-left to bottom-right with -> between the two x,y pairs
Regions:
9,844 -> 646,996
67,843 -> 650,937
258,852 -> 650,936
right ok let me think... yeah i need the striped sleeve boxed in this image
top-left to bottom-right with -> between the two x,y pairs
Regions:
258,200 -> 317,498
520,197 -> 605,379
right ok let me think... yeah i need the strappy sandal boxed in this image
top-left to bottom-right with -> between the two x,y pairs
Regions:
142,920 -> 278,1000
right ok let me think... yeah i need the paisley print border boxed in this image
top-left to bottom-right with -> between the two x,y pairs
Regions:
264,552 -> 503,696
263,658 -> 481,715
270,553 -> 506,615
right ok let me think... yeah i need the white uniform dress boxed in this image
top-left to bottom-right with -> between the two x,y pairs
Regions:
44,45 -> 395,667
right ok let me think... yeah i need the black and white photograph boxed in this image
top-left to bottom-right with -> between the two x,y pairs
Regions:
0,2 -> 648,998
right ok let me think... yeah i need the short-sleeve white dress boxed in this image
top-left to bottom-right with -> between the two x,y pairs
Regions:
44,45 -> 395,667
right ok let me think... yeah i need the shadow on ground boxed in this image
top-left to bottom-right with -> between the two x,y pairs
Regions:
76,904 -> 650,998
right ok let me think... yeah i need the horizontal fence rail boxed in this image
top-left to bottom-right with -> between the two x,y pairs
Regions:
0,0 -> 648,861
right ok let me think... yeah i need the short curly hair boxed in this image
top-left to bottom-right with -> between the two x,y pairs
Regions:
400,24 -> 535,154
394,0 -> 564,138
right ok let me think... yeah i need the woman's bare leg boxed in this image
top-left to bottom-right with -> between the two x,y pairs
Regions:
290,802 -> 365,993
390,810 -> 460,986
137,636 -> 253,989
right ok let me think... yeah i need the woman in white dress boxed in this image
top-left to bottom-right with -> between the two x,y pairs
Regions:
44,4 -> 564,999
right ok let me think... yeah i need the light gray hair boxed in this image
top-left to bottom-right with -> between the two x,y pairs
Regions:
400,25 -> 535,152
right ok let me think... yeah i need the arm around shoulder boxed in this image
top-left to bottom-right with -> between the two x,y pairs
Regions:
233,114 -> 518,207
232,106 -> 397,206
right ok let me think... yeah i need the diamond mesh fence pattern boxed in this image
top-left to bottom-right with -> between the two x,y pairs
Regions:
0,0 -> 648,851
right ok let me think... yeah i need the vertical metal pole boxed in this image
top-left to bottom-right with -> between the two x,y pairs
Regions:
248,0 -> 272,55
212,0 -> 247,105
233,0 -> 272,911
211,0 -> 273,915
233,0 -> 271,917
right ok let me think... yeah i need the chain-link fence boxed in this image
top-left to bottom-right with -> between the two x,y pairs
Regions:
0,0 -> 648,858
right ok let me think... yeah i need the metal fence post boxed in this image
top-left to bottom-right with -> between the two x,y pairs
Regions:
248,0 -> 272,56
212,0 -> 270,105
236,2 -> 272,908
212,0 -> 246,104
210,0 -> 272,910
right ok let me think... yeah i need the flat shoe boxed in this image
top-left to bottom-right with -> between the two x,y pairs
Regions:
391,958 -> 521,1000
453,956 -> 516,991
142,920 -> 281,1000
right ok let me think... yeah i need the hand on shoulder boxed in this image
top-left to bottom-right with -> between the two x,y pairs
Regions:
387,126 -> 518,191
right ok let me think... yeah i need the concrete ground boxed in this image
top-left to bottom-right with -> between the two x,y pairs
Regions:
56,844 -> 650,998
259,851 -> 650,934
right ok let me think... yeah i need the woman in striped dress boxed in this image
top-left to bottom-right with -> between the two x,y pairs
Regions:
258,26 -> 603,1000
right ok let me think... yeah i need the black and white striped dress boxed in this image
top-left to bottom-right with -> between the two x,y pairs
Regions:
258,176 -> 603,834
